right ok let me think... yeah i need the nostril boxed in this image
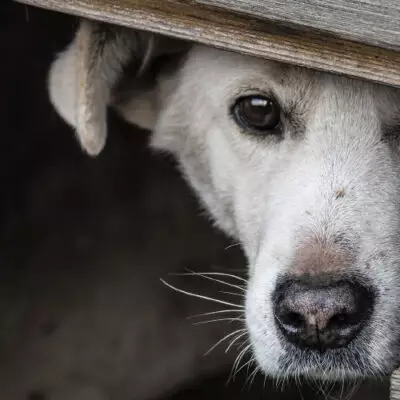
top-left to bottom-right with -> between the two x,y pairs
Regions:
329,312 -> 349,328
328,311 -> 360,331
280,311 -> 306,331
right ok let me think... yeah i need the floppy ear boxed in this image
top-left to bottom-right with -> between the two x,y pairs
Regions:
112,40 -> 190,133
48,19 -> 141,156
48,19 -> 187,156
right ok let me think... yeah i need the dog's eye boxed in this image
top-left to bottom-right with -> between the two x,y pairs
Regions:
233,96 -> 281,133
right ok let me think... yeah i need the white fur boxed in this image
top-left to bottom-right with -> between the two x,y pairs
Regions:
145,46 -> 400,379
48,38 -> 78,130
49,33 -> 400,382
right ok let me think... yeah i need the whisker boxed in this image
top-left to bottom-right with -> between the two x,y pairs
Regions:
237,339 -> 251,350
295,377 -> 306,400
338,376 -> 345,400
170,270 -> 246,292
263,371 -> 268,391
234,356 -> 252,377
204,328 -> 247,356
224,242 -> 242,250
193,317 -> 244,325
160,279 -> 244,309
342,379 -> 361,400
188,309 -> 244,320
175,270 -> 248,284
231,343 -> 252,381
294,370 -> 304,400
210,266 -> 247,273
220,290 -> 245,298
233,353 -> 254,380
245,363 -> 260,389
225,331 -> 248,353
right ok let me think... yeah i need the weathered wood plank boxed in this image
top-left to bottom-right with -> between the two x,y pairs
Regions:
15,0 -> 400,88
391,369 -> 400,400
198,0 -> 400,52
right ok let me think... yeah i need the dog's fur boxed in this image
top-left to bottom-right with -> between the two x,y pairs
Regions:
49,21 -> 400,384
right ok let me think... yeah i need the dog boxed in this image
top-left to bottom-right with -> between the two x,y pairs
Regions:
49,20 -> 400,384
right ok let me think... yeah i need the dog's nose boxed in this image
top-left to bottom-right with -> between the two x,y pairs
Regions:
273,278 -> 373,350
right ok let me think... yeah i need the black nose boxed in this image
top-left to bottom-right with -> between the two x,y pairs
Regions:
273,277 -> 374,350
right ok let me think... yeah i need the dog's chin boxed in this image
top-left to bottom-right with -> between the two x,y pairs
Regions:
255,343 -> 394,382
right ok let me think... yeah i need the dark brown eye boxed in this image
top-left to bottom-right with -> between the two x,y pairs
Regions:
233,95 -> 281,133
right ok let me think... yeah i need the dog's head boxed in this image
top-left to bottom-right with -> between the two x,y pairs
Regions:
49,25 -> 400,381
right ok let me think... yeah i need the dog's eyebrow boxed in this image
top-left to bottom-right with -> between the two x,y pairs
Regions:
231,84 -> 275,98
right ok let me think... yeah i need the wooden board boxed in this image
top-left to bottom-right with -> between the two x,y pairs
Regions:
391,369 -> 400,400
15,0 -> 400,88
197,0 -> 400,52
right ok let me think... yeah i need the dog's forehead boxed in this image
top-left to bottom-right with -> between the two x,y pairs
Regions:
185,45 -> 400,118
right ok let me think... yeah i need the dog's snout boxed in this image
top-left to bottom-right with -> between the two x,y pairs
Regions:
273,278 -> 374,351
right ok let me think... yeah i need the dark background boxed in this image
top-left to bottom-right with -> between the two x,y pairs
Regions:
0,2 -> 389,399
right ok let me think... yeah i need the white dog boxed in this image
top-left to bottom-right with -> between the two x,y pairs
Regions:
49,20 -> 400,385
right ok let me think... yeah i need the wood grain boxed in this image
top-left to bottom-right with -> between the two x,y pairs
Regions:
198,0 -> 400,52
391,369 -> 400,400
15,0 -> 400,88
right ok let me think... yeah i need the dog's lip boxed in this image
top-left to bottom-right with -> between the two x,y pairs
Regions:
269,340 -> 377,379
274,359 -> 374,380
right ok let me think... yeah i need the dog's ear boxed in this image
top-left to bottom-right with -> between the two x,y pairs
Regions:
48,19 -> 187,156
112,40 -> 190,133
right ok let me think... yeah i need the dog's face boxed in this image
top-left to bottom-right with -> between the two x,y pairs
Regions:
126,45 -> 400,380
50,34 -> 400,381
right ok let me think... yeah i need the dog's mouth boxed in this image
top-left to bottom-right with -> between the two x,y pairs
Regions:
271,329 -> 400,382
249,320 -> 400,384
277,345 -> 373,380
